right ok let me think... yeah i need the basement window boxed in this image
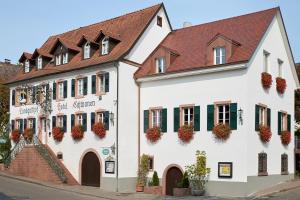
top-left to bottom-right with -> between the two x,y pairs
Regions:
57,152 -> 63,160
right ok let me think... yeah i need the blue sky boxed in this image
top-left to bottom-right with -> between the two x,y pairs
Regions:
0,0 -> 299,64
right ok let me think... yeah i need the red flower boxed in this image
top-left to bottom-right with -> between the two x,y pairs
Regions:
178,125 -> 194,143
259,125 -> 272,143
11,129 -> 21,143
71,125 -> 84,140
276,77 -> 286,94
281,131 -> 291,146
146,127 -> 161,143
261,72 -> 272,89
92,122 -> 106,139
52,127 -> 64,142
23,128 -> 33,142
212,123 -> 231,140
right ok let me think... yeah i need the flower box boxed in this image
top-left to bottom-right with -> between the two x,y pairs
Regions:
144,186 -> 162,195
281,131 -> 291,146
92,122 -> 106,139
52,127 -> 64,142
71,125 -> 84,140
173,188 -> 190,197
23,128 -> 33,142
261,72 -> 272,89
146,127 -> 161,143
212,123 -> 231,140
178,125 -> 194,143
259,125 -> 272,143
276,77 -> 286,94
11,129 -> 21,143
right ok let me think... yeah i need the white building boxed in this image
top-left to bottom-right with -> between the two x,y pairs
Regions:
5,4 -> 299,197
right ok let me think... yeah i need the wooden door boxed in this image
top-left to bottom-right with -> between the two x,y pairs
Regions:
166,167 -> 183,196
81,152 -> 100,187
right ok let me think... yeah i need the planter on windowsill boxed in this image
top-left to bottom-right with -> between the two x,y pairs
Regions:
280,131 -> 291,146
71,125 -> 84,140
92,122 -> 106,139
23,128 -> 33,142
259,125 -> 272,143
11,129 -> 21,143
52,127 -> 64,142
261,72 -> 272,89
212,123 -> 231,140
146,127 -> 161,143
276,77 -> 287,94
178,125 -> 194,143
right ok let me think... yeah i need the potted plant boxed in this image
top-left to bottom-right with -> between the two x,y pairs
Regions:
259,125 -> 272,143
281,131 -> 291,146
92,122 -> 106,139
11,129 -> 21,143
23,128 -> 33,142
178,124 -> 194,143
71,125 -> 84,140
276,77 -> 287,94
146,127 -> 161,143
52,127 -> 64,142
212,123 -> 231,140
173,171 -> 190,197
261,72 -> 272,89
136,154 -> 150,192
186,150 -> 210,196
144,171 -> 162,195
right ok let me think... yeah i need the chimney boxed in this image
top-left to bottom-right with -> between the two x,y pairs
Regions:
183,22 -> 192,28
4,59 -> 11,64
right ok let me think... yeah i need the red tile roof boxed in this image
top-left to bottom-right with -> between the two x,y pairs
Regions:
135,7 -> 279,79
7,3 -> 162,84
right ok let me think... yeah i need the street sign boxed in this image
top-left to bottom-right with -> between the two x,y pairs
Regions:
102,148 -> 110,156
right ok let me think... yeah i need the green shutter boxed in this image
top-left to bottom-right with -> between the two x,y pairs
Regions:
230,103 -> 237,130
278,112 -> 282,135
105,73 -> 109,92
52,116 -> 56,128
71,79 -> 75,97
11,120 -> 15,131
45,84 -> 49,101
104,111 -> 109,130
144,110 -> 149,133
83,77 -> 88,95
194,106 -> 200,131
92,75 -> 96,94
255,105 -> 260,131
91,112 -> 95,129
83,113 -> 87,131
63,80 -> 68,98
12,90 -> 15,105
287,114 -> 291,132
63,115 -> 67,133
23,119 -> 27,131
161,108 -> 167,132
267,108 -> 271,128
174,107 -> 180,132
53,82 -> 56,100
207,104 -> 214,131
33,118 -> 36,134
20,119 -> 24,133
71,114 -> 75,129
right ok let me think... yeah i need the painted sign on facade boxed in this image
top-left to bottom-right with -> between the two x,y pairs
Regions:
19,106 -> 39,115
73,100 -> 95,110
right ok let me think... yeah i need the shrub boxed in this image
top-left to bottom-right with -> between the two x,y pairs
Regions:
137,154 -> 150,186
177,171 -> 190,188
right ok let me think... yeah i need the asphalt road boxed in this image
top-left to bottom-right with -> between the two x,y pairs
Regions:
261,187 -> 300,200
0,175 -> 108,200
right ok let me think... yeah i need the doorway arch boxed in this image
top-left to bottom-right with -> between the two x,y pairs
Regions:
81,151 -> 101,187
163,165 -> 183,196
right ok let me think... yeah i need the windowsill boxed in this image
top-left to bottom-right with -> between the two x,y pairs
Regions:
56,98 -> 66,102
75,95 -> 85,99
96,92 -> 106,96
258,172 -> 268,176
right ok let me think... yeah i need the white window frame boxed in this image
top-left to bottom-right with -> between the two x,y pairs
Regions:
58,82 -> 64,99
28,118 -> 33,129
217,104 -> 230,124
101,38 -> 109,55
56,54 -> 61,66
41,117 -> 47,132
77,114 -> 83,126
37,56 -> 43,70
281,112 -> 287,132
97,112 -> 104,124
278,59 -> 283,78
98,74 -> 105,93
57,116 -> 64,128
24,60 -> 30,73
182,107 -> 194,126
16,119 -> 21,130
84,42 -> 90,59
77,78 -> 84,96
151,109 -> 162,128
156,57 -> 166,73
214,47 -> 226,65
259,106 -> 267,126
62,53 -> 68,64
263,50 -> 270,73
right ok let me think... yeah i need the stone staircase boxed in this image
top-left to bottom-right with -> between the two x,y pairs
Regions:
3,136 -> 78,185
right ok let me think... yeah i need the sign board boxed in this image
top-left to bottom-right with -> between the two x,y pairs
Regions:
218,162 -> 233,178
102,148 -> 110,156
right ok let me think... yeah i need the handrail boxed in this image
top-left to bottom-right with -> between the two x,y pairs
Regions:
3,135 -> 26,167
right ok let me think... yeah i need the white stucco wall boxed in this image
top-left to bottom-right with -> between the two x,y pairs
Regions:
125,7 -> 171,64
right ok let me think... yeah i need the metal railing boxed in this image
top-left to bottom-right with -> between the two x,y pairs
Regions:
3,135 -> 26,167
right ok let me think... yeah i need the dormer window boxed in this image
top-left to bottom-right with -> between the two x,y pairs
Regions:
102,38 -> 109,55
24,60 -> 30,73
56,54 -> 61,66
84,42 -> 91,59
214,47 -> 226,65
37,56 -> 43,70
156,57 -> 166,73
62,53 -> 68,64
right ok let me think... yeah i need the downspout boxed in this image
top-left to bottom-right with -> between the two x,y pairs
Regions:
137,82 -> 141,172
114,62 -> 120,192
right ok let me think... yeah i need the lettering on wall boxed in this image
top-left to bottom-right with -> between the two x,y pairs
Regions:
73,100 -> 95,110
19,106 -> 39,115
57,102 -> 68,111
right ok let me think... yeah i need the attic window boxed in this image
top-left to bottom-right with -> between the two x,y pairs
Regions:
214,47 -> 226,65
55,54 -> 61,66
37,56 -> 43,70
156,57 -> 166,73
102,38 -> 109,55
62,53 -> 68,64
84,42 -> 90,59
157,16 -> 162,27
24,60 -> 30,73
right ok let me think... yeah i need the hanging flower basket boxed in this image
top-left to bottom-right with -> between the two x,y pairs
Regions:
92,122 -> 106,139
11,129 -> 21,143
146,127 -> 161,143
71,125 -> 84,140
52,127 -> 64,142
178,125 -> 194,143
261,72 -> 272,89
259,125 -> 272,143
212,123 -> 231,140
276,77 -> 286,94
280,131 -> 291,146
23,128 -> 34,142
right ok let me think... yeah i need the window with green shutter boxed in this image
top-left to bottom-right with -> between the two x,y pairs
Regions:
287,114 -> 291,132
104,111 -> 109,130
144,110 -> 149,133
52,116 -> 56,128
161,108 -> 167,132
105,73 -> 109,93
92,75 -> 96,94
63,115 -> 67,133
267,108 -> 271,128
230,103 -> 237,130
91,112 -> 95,129
207,104 -> 214,131
83,113 -> 87,131
194,106 -> 200,131
83,77 -> 88,95
255,105 -> 260,131
53,82 -> 56,100
71,79 -> 75,97
63,80 -> 68,98
71,114 -> 75,129
174,107 -> 180,132
12,90 -> 15,106
278,112 -> 282,135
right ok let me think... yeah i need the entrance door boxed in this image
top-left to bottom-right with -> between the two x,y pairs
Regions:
166,167 -> 183,196
40,117 -> 47,144
81,152 -> 100,187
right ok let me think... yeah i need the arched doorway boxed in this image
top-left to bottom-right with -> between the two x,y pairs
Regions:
166,167 -> 183,196
81,151 -> 100,187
